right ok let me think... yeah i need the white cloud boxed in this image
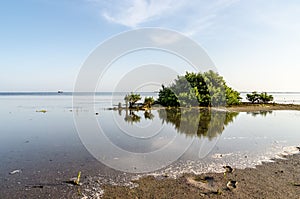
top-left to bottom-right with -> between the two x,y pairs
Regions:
89,0 -> 239,36
101,0 -> 184,27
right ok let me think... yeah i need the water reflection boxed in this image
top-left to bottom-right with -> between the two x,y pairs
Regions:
247,110 -> 273,117
121,108 -> 239,140
124,110 -> 141,124
158,108 -> 239,140
123,110 -> 155,124
144,110 -> 154,120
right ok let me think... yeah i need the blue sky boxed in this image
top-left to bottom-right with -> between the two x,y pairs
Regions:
1,0 -> 300,92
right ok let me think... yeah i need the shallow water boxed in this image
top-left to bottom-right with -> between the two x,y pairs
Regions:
0,93 -> 300,185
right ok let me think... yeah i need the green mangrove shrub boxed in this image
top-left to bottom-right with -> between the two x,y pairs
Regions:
246,91 -> 273,103
143,97 -> 155,108
124,92 -> 141,108
157,70 -> 241,107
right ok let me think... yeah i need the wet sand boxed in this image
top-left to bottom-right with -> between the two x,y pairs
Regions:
112,103 -> 300,112
101,153 -> 300,199
225,103 -> 300,112
3,153 -> 299,198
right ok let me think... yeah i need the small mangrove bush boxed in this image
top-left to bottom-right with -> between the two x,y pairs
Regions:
246,91 -> 274,103
124,93 -> 141,108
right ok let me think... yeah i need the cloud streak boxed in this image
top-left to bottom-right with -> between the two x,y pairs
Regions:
91,0 -> 239,36
101,0 -> 184,27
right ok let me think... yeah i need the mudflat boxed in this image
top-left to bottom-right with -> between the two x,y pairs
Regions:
101,153 -> 300,199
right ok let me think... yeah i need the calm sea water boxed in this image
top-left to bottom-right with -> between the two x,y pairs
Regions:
0,92 -> 300,181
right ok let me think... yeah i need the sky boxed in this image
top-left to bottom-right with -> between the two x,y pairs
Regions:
0,0 -> 300,92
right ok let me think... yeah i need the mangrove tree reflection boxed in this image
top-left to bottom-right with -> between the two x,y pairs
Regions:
124,110 -> 141,124
121,108 -> 239,139
124,110 -> 155,124
158,108 -> 239,140
247,110 -> 273,117
144,110 -> 154,120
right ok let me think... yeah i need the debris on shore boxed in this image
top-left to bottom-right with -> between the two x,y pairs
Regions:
9,169 -> 22,175
36,109 -> 47,113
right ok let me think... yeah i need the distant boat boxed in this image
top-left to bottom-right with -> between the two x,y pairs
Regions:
58,90 -> 63,93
